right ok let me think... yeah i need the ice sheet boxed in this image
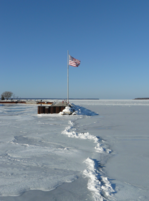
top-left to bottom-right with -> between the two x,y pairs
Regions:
0,104 -> 98,199
0,100 -> 149,200
72,100 -> 149,200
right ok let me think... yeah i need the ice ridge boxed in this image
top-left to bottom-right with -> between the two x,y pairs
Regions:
83,158 -> 114,201
62,121 -> 111,154
62,120 -> 114,201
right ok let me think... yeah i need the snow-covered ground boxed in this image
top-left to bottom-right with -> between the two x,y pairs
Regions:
0,100 -> 149,201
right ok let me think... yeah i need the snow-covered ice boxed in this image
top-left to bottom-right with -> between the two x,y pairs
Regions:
0,100 -> 149,201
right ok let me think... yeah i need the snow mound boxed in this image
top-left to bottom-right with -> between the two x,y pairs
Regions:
60,103 -> 98,116
71,104 -> 98,116
83,158 -> 114,201
59,106 -> 74,115
62,121 -> 111,154
62,120 -> 113,201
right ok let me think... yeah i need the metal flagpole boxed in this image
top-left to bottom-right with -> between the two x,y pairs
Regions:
67,50 -> 69,104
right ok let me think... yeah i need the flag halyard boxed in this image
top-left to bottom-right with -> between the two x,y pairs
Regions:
69,55 -> 81,67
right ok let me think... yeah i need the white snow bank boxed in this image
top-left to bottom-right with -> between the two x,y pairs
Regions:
60,106 -> 74,115
59,103 -> 98,116
62,120 -> 113,200
83,158 -> 114,201
71,104 -> 98,116
62,121 -> 111,154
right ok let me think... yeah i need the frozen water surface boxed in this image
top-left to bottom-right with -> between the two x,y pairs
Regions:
0,100 -> 149,200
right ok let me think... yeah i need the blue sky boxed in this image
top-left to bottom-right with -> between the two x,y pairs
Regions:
0,0 -> 149,99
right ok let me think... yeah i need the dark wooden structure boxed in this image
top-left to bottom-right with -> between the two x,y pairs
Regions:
38,106 -> 65,114
37,102 -> 53,105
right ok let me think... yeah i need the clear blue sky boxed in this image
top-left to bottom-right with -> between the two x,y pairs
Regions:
0,0 -> 149,99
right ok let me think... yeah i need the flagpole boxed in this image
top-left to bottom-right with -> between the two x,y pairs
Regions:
67,50 -> 69,104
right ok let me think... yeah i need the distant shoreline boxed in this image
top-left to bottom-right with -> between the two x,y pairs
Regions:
19,98 -> 100,100
134,98 -> 149,100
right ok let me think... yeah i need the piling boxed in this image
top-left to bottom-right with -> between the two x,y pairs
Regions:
45,107 -> 49,114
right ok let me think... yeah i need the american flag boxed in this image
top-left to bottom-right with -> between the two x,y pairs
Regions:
69,55 -> 81,67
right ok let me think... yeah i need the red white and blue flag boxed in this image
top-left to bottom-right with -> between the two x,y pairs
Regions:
69,55 -> 81,67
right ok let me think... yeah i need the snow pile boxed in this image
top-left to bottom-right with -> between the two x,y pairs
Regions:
62,120 -> 111,153
71,103 -> 98,116
59,106 -> 75,115
83,158 -> 114,201
59,103 -> 98,116
59,103 -> 97,116
62,120 -> 113,200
